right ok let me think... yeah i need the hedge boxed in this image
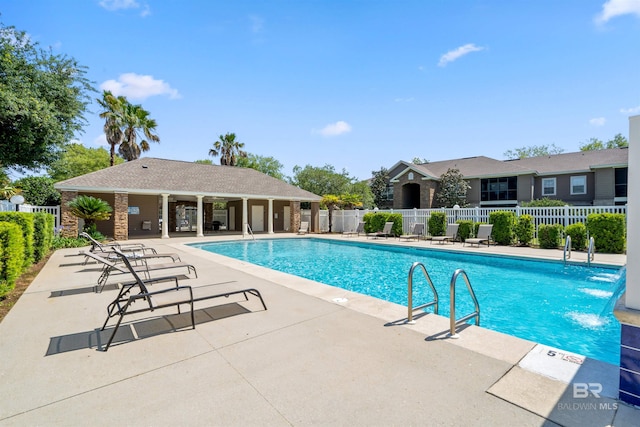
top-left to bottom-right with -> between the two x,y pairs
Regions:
456,220 -> 474,241
33,212 -> 55,262
565,222 -> 587,251
587,213 -> 626,254
0,222 -> 24,297
362,212 -> 403,237
428,212 -> 447,236
538,223 -> 564,249
489,211 -> 516,246
514,214 -> 534,246
0,212 -> 34,269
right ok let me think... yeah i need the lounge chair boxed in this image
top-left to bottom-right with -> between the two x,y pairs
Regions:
431,223 -> 460,245
297,221 -> 309,235
343,222 -> 365,237
464,224 -> 493,247
367,221 -> 394,239
81,250 -> 197,291
399,223 -> 425,241
80,232 -> 157,255
100,249 -> 266,351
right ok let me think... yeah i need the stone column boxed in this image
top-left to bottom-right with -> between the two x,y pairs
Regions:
291,200 -> 301,233
60,191 -> 78,238
614,114 -> 640,406
113,192 -> 129,241
161,194 -> 170,239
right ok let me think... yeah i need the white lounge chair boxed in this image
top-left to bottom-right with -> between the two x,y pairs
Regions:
431,223 -> 459,245
297,221 -> 309,235
464,224 -> 493,247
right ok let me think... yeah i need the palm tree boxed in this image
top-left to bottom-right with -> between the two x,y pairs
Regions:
97,91 -> 125,166
118,102 -> 160,161
97,91 -> 160,163
67,195 -> 113,234
209,133 -> 247,166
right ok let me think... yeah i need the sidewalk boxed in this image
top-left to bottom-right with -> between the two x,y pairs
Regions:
0,235 -> 636,426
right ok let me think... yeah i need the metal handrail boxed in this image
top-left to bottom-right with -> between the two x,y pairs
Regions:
448,269 -> 480,338
563,235 -> 572,263
407,262 -> 439,324
245,223 -> 255,240
587,236 -> 595,266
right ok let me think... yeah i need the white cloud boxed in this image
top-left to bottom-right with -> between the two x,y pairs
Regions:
589,117 -> 607,126
315,121 -> 352,137
99,0 -> 150,17
595,0 -> 640,24
438,43 -> 485,67
620,105 -> 640,114
93,134 -> 108,147
100,73 -> 180,100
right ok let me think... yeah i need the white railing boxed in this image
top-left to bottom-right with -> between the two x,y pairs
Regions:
0,202 -> 61,229
302,205 -> 627,238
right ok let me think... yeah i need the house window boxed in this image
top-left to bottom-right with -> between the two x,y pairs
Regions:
480,176 -> 517,202
384,184 -> 394,200
542,178 -> 556,196
615,168 -> 628,198
570,176 -> 587,195
408,172 -> 414,181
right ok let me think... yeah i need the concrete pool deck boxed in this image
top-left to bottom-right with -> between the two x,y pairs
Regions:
0,233 -> 637,426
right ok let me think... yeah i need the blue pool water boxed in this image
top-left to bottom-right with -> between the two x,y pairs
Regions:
190,238 -> 625,365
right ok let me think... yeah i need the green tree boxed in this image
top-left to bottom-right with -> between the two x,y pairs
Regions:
349,181 -> 374,209
1,169 -> 18,200
48,143 -> 124,181
13,176 -> 60,206
209,133 -> 247,166
97,90 -> 125,166
194,159 -> 213,165
118,102 -> 160,161
412,157 -> 429,164
321,194 -> 363,232
579,133 -> 628,151
67,195 -> 112,234
370,167 -> 390,208
0,23 -> 94,170
236,153 -> 285,180
289,164 -> 354,196
503,144 -> 564,159
97,91 -> 160,163
435,168 -> 470,207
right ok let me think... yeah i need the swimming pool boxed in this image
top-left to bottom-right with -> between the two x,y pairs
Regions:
190,238 -> 625,365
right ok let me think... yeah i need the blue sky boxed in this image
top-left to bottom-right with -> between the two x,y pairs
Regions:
3,0 -> 640,180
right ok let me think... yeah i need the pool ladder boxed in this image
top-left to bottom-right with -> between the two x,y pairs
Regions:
563,236 -> 595,266
406,262 -> 480,338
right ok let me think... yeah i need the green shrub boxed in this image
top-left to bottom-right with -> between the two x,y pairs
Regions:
0,212 -> 34,269
521,198 -> 568,207
473,222 -> 487,237
51,236 -> 90,250
428,212 -> 447,236
32,212 -> 55,262
489,211 -> 516,245
362,212 -> 403,237
456,220 -> 474,241
587,213 -> 626,254
538,223 -> 564,249
0,222 -> 24,297
514,214 -> 534,246
565,222 -> 587,251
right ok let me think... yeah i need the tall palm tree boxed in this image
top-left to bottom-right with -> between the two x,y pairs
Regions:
209,133 -> 247,166
97,91 -> 125,166
97,91 -> 160,163
118,102 -> 160,161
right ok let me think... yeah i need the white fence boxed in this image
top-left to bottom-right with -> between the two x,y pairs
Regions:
0,201 -> 61,229
303,205 -> 627,238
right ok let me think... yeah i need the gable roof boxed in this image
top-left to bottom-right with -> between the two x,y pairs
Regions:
54,158 -> 321,201
389,156 -> 534,181
504,147 -> 628,175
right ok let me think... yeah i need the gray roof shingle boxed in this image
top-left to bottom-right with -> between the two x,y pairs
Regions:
54,158 -> 321,201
